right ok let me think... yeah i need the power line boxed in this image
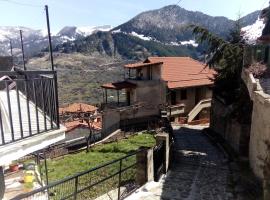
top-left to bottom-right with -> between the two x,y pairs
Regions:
175,0 -> 182,6
0,0 -> 42,8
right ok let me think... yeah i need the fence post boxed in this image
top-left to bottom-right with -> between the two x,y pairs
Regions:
156,133 -> 169,172
74,176 -> 78,200
0,166 -> 4,200
136,147 -> 154,185
118,159 -> 122,200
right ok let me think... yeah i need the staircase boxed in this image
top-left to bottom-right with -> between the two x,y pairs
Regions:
167,104 -> 185,117
187,99 -> 211,123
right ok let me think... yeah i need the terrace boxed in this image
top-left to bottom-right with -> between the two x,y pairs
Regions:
0,69 -> 66,166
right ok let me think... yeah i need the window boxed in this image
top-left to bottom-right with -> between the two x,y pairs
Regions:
180,89 -> 187,100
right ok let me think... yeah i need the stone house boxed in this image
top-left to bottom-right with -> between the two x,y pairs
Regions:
101,57 -> 214,134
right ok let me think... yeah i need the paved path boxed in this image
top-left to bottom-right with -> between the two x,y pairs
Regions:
126,125 -> 234,200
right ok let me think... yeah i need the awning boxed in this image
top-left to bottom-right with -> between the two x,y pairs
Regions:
124,61 -> 163,69
101,81 -> 137,90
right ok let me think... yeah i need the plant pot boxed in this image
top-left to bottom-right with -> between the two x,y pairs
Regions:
24,174 -> 34,183
9,164 -> 19,172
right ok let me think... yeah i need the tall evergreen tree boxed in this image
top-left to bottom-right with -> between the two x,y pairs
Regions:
190,23 -> 244,104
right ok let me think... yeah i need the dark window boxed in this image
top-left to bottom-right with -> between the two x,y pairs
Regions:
181,89 -> 187,100
171,91 -> 177,105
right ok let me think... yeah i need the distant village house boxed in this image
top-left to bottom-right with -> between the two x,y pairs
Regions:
101,57 -> 214,134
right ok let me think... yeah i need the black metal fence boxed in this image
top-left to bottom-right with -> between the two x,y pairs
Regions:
153,141 -> 166,182
0,70 -> 59,146
12,149 -> 144,200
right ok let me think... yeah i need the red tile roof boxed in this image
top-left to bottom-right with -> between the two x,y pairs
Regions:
64,120 -> 102,132
147,57 -> 215,89
101,81 -> 137,90
60,103 -> 97,114
124,61 -> 163,69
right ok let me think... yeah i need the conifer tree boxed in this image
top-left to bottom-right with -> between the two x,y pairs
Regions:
190,23 -> 244,104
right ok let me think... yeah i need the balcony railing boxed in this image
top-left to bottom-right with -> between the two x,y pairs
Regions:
101,102 -> 129,110
0,70 -> 59,146
167,104 -> 185,117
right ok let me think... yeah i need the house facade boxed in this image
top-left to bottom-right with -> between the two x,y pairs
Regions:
146,57 -> 213,122
101,57 -> 214,134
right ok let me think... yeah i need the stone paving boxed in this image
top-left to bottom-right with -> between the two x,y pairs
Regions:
126,125 -> 235,200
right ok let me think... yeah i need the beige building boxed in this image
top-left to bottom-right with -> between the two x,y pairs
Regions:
101,57 -> 214,134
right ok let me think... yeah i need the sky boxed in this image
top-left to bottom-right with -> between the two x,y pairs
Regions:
0,0 -> 268,33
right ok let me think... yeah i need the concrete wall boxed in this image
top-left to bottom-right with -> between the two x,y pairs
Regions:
235,69 -> 270,180
130,80 -> 166,109
63,127 -> 101,142
0,127 -> 66,166
0,56 -> 12,71
139,65 -> 162,81
242,69 -> 270,179
249,90 -> 270,179
210,97 -> 250,156
175,88 -> 196,113
170,86 -> 212,114
102,109 -> 120,137
102,80 -> 166,135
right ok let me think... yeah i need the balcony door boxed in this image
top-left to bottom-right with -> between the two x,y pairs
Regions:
127,91 -> 131,106
171,90 -> 177,105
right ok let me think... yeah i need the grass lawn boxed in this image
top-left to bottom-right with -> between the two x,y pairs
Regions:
43,133 -> 156,183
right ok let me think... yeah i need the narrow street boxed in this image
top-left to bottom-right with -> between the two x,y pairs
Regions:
159,125 -> 233,200
127,125 -> 260,200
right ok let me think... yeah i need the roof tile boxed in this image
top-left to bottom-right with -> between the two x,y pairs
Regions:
147,57 -> 215,89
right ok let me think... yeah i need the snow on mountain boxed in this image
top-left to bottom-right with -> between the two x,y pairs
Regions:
241,18 -> 265,44
76,25 -> 112,37
0,26 -> 43,42
0,25 -> 112,56
130,31 -> 153,41
56,25 -> 112,40
180,40 -> 198,47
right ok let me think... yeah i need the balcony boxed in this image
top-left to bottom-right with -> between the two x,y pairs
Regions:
0,70 -> 65,165
167,104 -> 185,117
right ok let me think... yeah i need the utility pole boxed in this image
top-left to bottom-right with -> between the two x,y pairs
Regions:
19,30 -> 26,70
9,40 -> 14,68
45,5 -> 54,71
45,5 -> 60,128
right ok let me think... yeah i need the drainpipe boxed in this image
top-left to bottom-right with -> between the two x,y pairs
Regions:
0,166 -> 5,199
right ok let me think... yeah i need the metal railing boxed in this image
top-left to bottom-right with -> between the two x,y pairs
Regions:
153,141 -> 165,182
0,70 -> 60,146
12,149 -> 144,200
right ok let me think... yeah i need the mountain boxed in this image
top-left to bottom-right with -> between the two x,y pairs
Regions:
56,25 -> 112,41
0,6 -> 260,60
24,5 -> 261,106
112,5 -> 249,44
53,6 -> 260,61
239,10 -> 260,27
0,25 -> 112,57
